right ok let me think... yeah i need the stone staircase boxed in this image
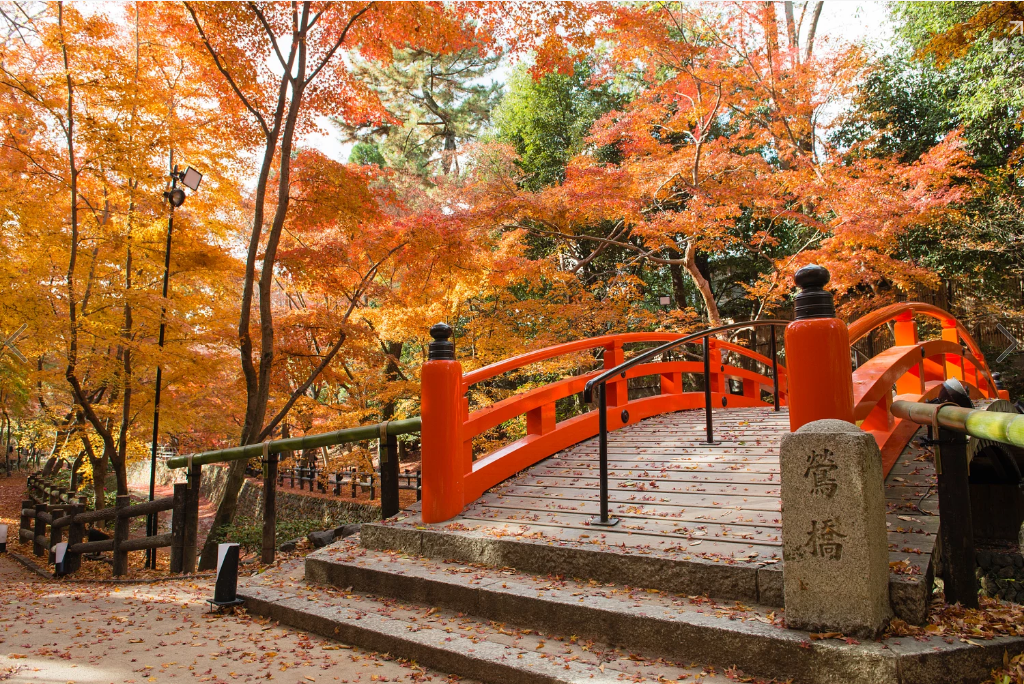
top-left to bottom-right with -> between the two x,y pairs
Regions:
239,534 -> 1018,684
237,410 -> 1020,683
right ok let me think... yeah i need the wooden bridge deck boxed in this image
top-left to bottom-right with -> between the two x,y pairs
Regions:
398,406 -> 938,578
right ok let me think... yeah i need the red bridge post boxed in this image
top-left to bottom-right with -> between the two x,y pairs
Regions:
785,265 -> 855,431
420,323 -> 465,523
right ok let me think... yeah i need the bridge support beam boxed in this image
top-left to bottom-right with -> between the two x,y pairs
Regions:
784,266 -> 855,432
421,323 -> 465,524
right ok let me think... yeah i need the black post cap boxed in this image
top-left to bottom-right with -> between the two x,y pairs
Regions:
428,322 -> 455,360
793,265 -> 835,320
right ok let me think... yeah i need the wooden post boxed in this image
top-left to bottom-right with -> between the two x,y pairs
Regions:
379,425 -> 400,519
935,427 -> 978,607
112,495 -> 130,577
33,502 -> 47,556
941,322 -> 964,382
65,503 -> 85,575
893,312 -> 925,396
20,498 -> 33,542
182,463 -> 202,574
48,508 -> 65,565
169,482 -> 187,573
261,450 -> 278,564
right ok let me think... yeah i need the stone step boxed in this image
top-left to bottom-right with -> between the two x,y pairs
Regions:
239,557 -> 736,684
361,511 -> 786,607
359,510 -> 935,622
282,537 -> 1017,684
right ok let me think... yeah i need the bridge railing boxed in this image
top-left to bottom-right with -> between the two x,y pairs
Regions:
580,320 -> 787,525
846,302 -> 1006,473
421,322 -> 789,523
164,418 -> 421,567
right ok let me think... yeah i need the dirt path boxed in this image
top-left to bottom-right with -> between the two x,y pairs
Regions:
0,474 -> 460,684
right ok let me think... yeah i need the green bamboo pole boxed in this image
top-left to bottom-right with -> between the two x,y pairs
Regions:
891,401 -> 1024,448
166,417 -> 421,470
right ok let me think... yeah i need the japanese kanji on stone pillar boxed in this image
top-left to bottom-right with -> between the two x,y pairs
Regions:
780,419 -> 892,638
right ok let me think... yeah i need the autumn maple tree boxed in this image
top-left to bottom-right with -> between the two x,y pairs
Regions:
467,2 -> 975,328
0,2 -> 244,505
177,0 -> 605,568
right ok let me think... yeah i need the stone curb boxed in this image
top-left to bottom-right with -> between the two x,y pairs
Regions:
300,545 -> 1024,684
4,551 -> 216,584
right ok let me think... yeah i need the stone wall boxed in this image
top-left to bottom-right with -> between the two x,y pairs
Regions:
126,458 -> 182,488
977,548 -> 1024,603
199,464 -> 381,527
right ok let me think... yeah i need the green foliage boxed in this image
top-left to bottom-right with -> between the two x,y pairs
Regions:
339,47 -> 502,177
883,3 -> 1023,169
491,60 -> 624,190
831,49 -> 956,164
214,516 -> 350,556
348,142 -> 387,167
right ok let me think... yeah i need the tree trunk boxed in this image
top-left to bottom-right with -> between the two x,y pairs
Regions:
685,242 -> 721,326
381,341 -> 404,420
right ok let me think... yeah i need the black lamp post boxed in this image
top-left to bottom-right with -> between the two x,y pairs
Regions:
146,164 -> 202,569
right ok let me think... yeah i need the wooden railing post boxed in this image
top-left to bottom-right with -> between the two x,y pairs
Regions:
170,482 -> 187,573
893,312 -> 925,396
660,369 -> 683,395
784,265 -> 855,431
379,423 -> 400,519
65,503 -> 85,575
112,495 -> 130,577
182,463 -> 202,574
603,341 -> 629,407
526,403 -> 556,436
935,426 -> 978,607
261,449 -> 278,565
941,321 -> 964,382
420,323 -> 465,524
19,498 -> 33,543
708,340 -> 725,395
33,502 -> 47,556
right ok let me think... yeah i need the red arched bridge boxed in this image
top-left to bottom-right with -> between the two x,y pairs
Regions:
139,265 -> 1008,585
417,297 -> 1004,526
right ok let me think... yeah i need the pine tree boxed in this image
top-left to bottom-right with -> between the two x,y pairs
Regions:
340,48 -> 502,176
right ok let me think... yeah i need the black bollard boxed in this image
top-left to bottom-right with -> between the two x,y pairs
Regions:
0,523 -> 6,553
208,543 -> 244,609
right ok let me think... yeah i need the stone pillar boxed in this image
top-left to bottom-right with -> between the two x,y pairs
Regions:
781,419 -> 891,638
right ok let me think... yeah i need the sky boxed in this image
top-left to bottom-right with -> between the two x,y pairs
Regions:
301,1 -> 896,164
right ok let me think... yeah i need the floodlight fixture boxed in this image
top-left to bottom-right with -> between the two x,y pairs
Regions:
180,166 -> 203,191
165,187 -> 186,208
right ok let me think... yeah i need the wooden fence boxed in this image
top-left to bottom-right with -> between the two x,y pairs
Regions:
19,474 -> 202,576
274,465 -> 421,501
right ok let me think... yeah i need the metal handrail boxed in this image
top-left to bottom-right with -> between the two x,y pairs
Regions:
582,320 -> 788,525
165,417 -> 422,470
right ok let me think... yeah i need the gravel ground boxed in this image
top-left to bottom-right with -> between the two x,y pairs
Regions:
0,555 -> 464,683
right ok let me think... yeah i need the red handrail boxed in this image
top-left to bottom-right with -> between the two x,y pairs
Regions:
848,302 -> 996,395
461,332 -> 684,387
